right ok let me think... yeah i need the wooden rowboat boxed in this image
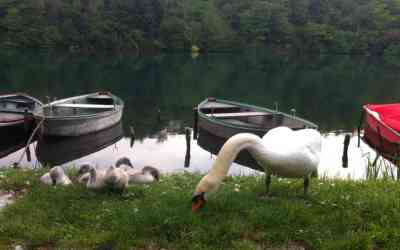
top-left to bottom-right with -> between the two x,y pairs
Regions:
0,93 -> 43,136
194,98 -> 318,140
34,92 -> 123,136
360,104 -> 400,164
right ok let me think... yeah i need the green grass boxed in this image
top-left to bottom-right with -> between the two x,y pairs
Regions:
1,169 -> 400,249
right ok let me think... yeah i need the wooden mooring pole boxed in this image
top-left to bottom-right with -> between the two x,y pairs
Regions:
129,125 -> 135,148
342,134 -> 351,168
193,108 -> 198,140
184,127 -> 191,167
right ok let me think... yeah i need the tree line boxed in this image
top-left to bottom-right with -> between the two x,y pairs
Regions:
0,0 -> 399,57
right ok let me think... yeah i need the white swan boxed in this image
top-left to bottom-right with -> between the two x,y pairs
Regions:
127,166 -> 160,184
40,166 -> 72,186
192,126 -> 322,212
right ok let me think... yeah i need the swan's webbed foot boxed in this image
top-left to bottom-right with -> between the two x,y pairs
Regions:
303,176 -> 310,197
265,173 -> 272,195
258,173 -> 273,199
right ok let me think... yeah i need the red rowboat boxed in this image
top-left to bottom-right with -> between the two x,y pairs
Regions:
361,103 -> 400,163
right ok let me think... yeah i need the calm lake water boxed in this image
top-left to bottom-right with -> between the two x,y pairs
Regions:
0,49 -> 399,178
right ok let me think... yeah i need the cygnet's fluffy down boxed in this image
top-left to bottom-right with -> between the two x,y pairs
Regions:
86,167 -> 107,190
127,166 -> 160,184
115,157 -> 134,171
77,163 -> 96,185
86,166 -> 129,191
104,166 -> 129,191
40,166 -> 72,186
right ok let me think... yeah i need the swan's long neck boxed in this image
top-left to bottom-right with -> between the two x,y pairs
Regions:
195,133 -> 266,194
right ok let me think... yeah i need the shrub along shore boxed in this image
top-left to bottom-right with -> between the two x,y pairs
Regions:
1,0 -> 400,59
0,168 -> 400,249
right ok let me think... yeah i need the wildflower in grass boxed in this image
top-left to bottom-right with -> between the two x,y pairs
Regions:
341,195 -> 350,201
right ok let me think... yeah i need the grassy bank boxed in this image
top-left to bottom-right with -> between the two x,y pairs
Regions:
0,169 -> 400,249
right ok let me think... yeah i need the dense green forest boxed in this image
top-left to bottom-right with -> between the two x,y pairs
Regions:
0,0 -> 399,56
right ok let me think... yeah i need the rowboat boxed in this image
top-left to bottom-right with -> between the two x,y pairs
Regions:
0,93 -> 43,136
194,98 -> 318,139
34,92 -> 123,136
360,103 -> 400,164
36,122 -> 123,165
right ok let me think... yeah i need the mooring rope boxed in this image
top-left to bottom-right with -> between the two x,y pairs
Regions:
15,117 -> 45,167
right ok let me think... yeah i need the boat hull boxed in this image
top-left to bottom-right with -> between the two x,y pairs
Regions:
34,92 -> 123,136
39,108 -> 123,136
198,117 -> 267,138
0,94 -> 42,144
362,104 -> 400,163
197,128 -> 264,171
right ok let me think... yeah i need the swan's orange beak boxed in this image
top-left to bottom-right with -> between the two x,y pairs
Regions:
192,199 -> 205,213
191,193 -> 206,213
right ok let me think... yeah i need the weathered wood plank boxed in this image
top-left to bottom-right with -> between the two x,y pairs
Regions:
206,112 -> 269,118
53,104 -> 115,109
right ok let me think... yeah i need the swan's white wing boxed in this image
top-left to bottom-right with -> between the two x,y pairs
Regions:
261,127 -> 322,177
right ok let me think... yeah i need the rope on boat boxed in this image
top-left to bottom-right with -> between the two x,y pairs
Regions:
15,117 -> 45,167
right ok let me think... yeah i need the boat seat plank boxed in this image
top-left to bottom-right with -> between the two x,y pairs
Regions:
0,113 -> 24,123
53,104 -> 115,109
206,112 -> 270,118
202,102 -> 238,109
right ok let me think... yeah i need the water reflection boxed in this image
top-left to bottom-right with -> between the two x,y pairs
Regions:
0,50 -> 399,178
36,123 -> 124,165
0,122 -> 396,179
0,130 -> 29,159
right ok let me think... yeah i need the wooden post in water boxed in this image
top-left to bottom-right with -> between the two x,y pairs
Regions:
397,166 -> 400,181
193,108 -> 198,140
23,109 -> 29,133
342,134 -> 351,168
157,109 -> 161,122
129,125 -> 135,148
357,110 -> 364,147
185,127 -> 191,167
23,109 -> 32,162
26,145 -> 31,162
